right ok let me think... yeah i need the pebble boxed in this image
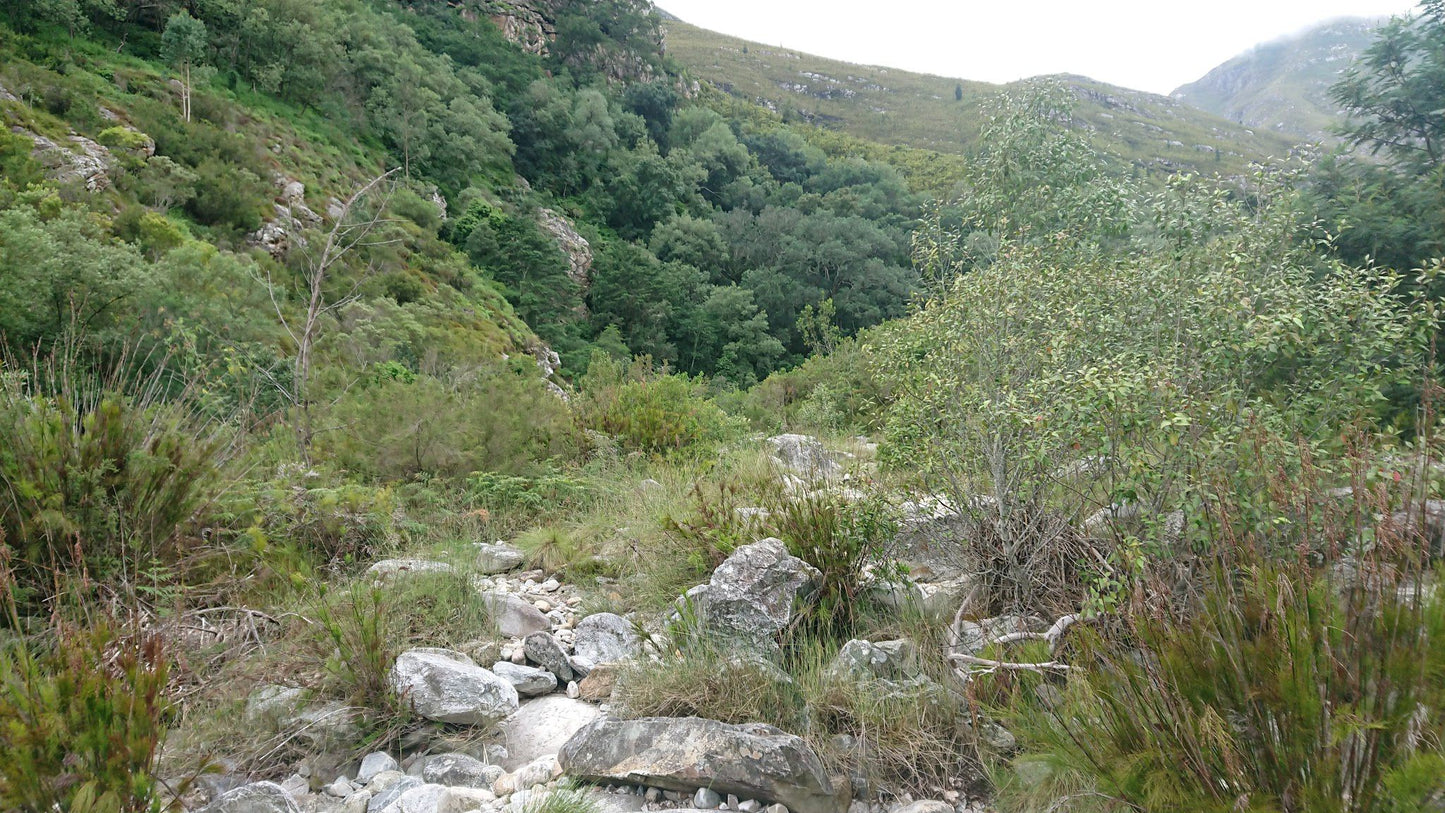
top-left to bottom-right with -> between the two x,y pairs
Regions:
534,600 -> 553,612
566,680 -> 580,698
326,778 -> 353,797
738,801 -> 762,813
541,579 -> 560,592
694,788 -> 722,809
511,646 -> 527,665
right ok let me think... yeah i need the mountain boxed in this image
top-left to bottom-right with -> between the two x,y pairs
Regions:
1171,17 -> 1383,144
662,19 -> 1299,178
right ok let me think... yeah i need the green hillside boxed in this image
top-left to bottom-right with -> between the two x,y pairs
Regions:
1172,17 -> 1382,144
663,19 -> 1299,177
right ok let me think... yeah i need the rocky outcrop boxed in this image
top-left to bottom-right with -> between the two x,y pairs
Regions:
389,648 -> 519,726
485,0 -> 557,56
537,208 -> 592,289
14,127 -> 114,191
766,435 -> 841,482
559,716 -> 845,813
249,175 -> 321,259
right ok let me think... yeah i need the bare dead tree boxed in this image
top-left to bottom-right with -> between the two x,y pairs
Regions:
262,168 -> 401,463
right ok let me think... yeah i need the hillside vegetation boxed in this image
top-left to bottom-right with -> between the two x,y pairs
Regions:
2,1 -> 1445,812
662,19 -> 1299,179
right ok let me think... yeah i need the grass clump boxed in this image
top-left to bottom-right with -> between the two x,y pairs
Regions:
524,781 -> 602,813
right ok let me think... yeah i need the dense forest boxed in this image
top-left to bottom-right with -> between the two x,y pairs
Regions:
2,0 -> 1445,811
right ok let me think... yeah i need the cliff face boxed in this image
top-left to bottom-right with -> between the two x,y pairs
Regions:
1172,17 -> 1383,144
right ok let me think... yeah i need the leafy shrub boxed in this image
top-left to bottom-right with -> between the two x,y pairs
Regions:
316,365 -> 579,482
0,356 -> 230,609
578,353 -> 739,456
240,466 -> 398,570
0,620 -> 177,812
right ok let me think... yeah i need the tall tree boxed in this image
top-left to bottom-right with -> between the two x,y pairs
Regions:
160,11 -> 208,122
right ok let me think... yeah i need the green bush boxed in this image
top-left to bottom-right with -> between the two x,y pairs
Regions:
316,365 -> 579,482
0,621 -> 178,812
239,468 -> 398,570
578,353 -> 739,456
0,358 -> 230,609
999,554 -> 1445,813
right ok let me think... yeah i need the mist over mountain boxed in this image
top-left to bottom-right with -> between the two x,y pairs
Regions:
1172,17 -> 1384,143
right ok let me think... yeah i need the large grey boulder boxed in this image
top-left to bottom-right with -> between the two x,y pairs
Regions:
573,613 -> 640,665
483,594 -> 552,638
492,661 -> 559,697
379,783 -> 447,813
766,434 -> 841,481
476,542 -> 526,574
502,695 -> 602,770
558,717 -> 844,813
201,781 -> 302,813
678,538 -> 819,650
367,776 -> 423,813
390,649 -> 518,726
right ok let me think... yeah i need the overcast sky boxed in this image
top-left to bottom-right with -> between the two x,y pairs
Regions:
658,0 -> 1419,95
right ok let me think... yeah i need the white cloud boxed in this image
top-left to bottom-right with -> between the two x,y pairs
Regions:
659,0 -> 1418,94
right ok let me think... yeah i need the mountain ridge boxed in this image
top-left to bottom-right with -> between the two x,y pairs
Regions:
1171,16 -> 1385,144
661,18 -> 1299,179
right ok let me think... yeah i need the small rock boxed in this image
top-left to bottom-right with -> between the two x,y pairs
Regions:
577,663 -> 619,701
763,806 -> 789,813
535,600 -> 553,613
385,783 -> 449,813
368,776 -> 422,813
280,774 -> 308,797
738,801 -> 763,813
390,649 -> 519,726
889,803 -> 953,813
695,788 -> 723,809
360,753 -> 399,784
524,632 -> 575,681
573,613 -> 641,665
438,787 -> 497,813
366,559 -> 454,581
645,789 -> 663,803
512,755 -> 559,792
566,680 -> 580,699
541,578 -> 561,592
424,753 -> 503,789
492,661 -> 560,697
327,778 -> 355,798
